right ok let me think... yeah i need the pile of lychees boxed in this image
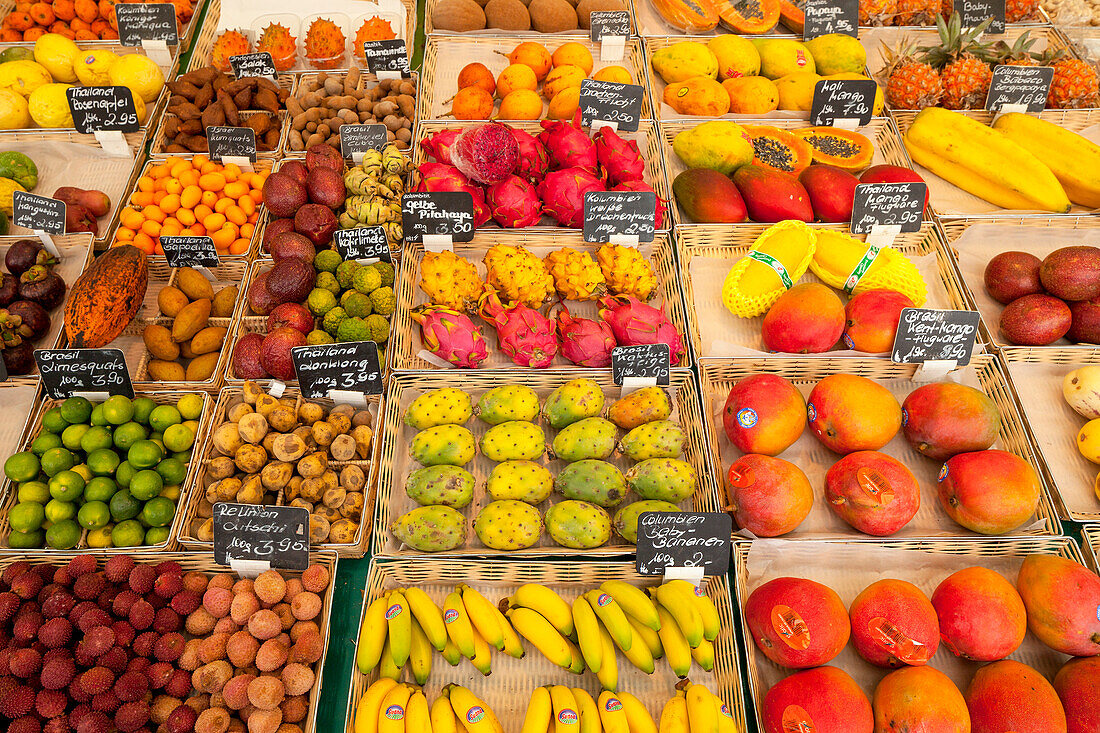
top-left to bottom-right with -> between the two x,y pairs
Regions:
0,555 -> 330,733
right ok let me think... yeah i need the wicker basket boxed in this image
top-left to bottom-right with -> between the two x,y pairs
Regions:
699,355 -> 1062,539
177,384 -> 382,557
425,0 -> 638,35
734,535 -> 1084,731
1083,524 -> 1100,571
0,389 -> 214,553
345,558 -> 744,733
389,232 -> 693,370
372,369 -> 721,558
150,106 -> 293,159
676,222 -> 972,359
418,35 -> 656,121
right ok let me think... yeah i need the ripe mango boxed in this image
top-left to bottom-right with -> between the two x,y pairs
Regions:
901,382 -> 1000,460
722,373 -> 805,456
761,282 -> 844,353
936,449 -> 1040,535
726,453 -> 811,537
663,75 -> 730,116
965,660 -> 1067,733
849,579 -> 939,668
873,666 -> 969,732
745,577 -> 849,668
1055,656 -> 1100,733
672,169 -> 748,224
807,374 -> 901,454
762,666 -> 872,732
1017,554 -> 1100,656
651,41 -> 718,84
932,566 -> 1026,662
824,450 -> 920,536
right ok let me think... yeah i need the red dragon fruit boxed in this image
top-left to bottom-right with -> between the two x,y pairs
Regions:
449,122 -> 520,185
478,291 -> 558,368
538,117 -> 597,173
420,129 -> 462,165
511,128 -> 550,184
411,305 -> 489,368
611,180 -> 667,229
414,162 -> 491,227
595,126 -> 645,186
598,296 -> 685,365
486,175 -> 542,228
537,167 -> 605,228
556,305 -> 616,367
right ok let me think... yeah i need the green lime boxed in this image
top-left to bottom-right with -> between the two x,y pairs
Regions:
139,496 -> 175,528
109,490 -> 140,522
144,526 -> 170,545
85,448 -> 120,477
4,452 -> 39,483
8,502 -> 44,533
44,498 -> 76,523
128,470 -> 163,501
149,435 -> 164,450
172,450 -> 192,463
148,405 -> 182,433
115,461 -> 134,488
39,447 -> 74,477
30,432 -> 62,456
131,397 -> 156,425
101,395 -> 134,426
77,501 -> 110,530
49,470 -> 85,501
89,403 -> 108,427
177,394 -> 203,421
154,458 -> 186,487
79,426 -> 113,454
59,397 -> 93,425
111,520 -> 145,547
45,519 -> 81,550
83,477 -> 117,503
112,422 -> 148,451
127,440 -> 163,469
40,407 -> 67,434
8,530 -> 43,549
162,424 -> 194,453
60,424 -> 90,451
16,481 -> 49,504
70,465 -> 92,482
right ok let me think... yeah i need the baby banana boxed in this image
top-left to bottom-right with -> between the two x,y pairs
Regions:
511,583 -> 575,637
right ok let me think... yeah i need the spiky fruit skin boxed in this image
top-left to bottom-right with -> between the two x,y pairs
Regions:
304,18 -> 346,69
598,296 -> 685,366
353,17 -> 396,58
940,56 -> 992,109
538,118 -> 598,173
483,245 -> 555,308
893,0 -> 936,25
597,244 -> 657,301
1006,0 -> 1039,21
1049,59 -> 1100,109
211,30 -> 251,72
511,128 -> 550,184
478,291 -> 559,369
556,306 -> 616,367
256,22 -> 297,72
410,305 -> 489,369
414,162 -> 491,227
486,176 -> 542,229
419,250 -> 484,313
858,0 -> 896,25
544,248 -> 606,301
887,59 -> 942,109
537,167 -> 605,228
595,127 -> 645,187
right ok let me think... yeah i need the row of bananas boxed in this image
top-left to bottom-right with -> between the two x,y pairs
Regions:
353,678 -> 502,733
340,143 -> 410,243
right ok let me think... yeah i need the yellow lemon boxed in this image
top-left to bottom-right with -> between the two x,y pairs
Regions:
108,54 -> 164,103
33,34 -> 80,84
28,83 -> 74,129
132,91 -> 147,125
592,66 -> 633,84
0,89 -> 30,129
0,60 -> 52,98
73,50 -> 119,88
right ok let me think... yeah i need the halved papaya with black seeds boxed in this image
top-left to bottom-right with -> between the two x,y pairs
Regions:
714,0 -> 780,33
778,0 -> 805,33
790,126 -> 875,171
744,125 -> 814,175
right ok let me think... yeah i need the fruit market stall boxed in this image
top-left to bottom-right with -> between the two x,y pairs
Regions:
1085,523 -> 1100,568
427,0 -> 631,35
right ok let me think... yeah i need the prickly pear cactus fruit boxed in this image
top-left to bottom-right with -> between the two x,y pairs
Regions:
612,500 -> 682,543
607,386 -> 674,430
480,421 -> 546,462
619,420 -> 686,461
391,505 -> 466,552
545,500 -> 612,549
543,378 -> 606,430
486,460 -> 554,503
410,425 -> 477,466
474,500 -> 543,550
475,385 -> 541,425
404,388 -> 473,429
404,465 -> 476,508
552,417 -> 618,462
626,458 -> 697,503
555,460 -> 627,508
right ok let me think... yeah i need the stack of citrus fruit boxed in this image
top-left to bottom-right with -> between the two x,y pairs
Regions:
2,393 -> 203,549
113,156 -> 267,256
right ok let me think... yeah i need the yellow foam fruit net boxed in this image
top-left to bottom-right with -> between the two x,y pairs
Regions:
721,220 -> 817,318
809,229 -> 928,306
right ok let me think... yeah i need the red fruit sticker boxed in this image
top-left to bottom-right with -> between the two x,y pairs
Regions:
771,605 -> 811,650
794,50 -> 809,68
728,464 -> 755,488
782,704 -> 815,732
855,467 -> 895,507
869,617 -> 930,664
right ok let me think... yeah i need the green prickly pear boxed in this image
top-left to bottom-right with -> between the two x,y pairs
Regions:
403,388 -> 473,429
486,460 -> 554,503
404,465 -> 475,508
544,500 -> 612,549
390,505 -> 467,552
475,385 -> 541,425
612,500 -> 682,544
410,425 -> 477,466
625,458 -> 697,503
554,460 -> 627,508
474,500 -> 544,550
543,378 -> 606,429
619,420 -> 686,461
607,386 -> 673,430
551,417 -> 618,461
480,421 -> 546,462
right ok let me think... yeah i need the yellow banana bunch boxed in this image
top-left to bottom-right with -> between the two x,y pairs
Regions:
508,605 -> 582,673
354,586 -> 454,683
354,681 -> 503,733
511,583 -> 575,637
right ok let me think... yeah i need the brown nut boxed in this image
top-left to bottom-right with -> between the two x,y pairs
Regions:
315,504 -> 341,523
272,434 -> 308,462
352,410 -> 373,427
265,405 -> 296,433
339,465 -> 365,493
318,470 -> 339,492
227,402 -> 254,423
236,479 -> 264,504
285,476 -> 303,502
260,462 -> 294,491
328,434 -> 356,461
290,498 -> 313,511
234,444 -> 268,474
238,412 -> 270,444
261,431 -> 279,455
292,426 -> 316,447
311,421 -> 336,447
207,456 -> 237,480
215,477 -> 242,502
341,491 -> 364,519
212,424 -> 242,456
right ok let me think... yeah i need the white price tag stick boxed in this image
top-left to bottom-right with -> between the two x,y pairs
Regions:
991,102 -> 1029,124
94,130 -> 130,157
228,557 -> 269,578
328,389 -> 369,407
620,375 -> 657,399
141,39 -> 173,69
866,223 -> 901,250
70,391 -> 111,401
352,151 -> 365,165
422,235 -> 453,253
591,120 -> 618,134
222,155 -> 254,173
268,380 -> 286,398
376,70 -> 402,81
609,233 -> 640,247
914,359 -> 957,382
832,117 -> 861,130
197,266 -> 217,282
600,36 -> 626,62
417,349 -> 454,369
663,565 -> 705,587
34,230 -> 61,260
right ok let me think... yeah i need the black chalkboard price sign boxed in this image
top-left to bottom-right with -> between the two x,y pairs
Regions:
13,191 -> 65,234
985,65 -> 1053,112
612,344 -> 670,385
340,124 -> 390,158
584,190 -> 656,243
229,52 -> 277,80
334,226 -> 392,263
362,40 -> 412,76
891,308 -> 981,366
636,512 -> 733,576
115,3 -> 179,46
579,79 -> 643,132
810,78 -> 877,126
953,0 -> 1004,33
850,182 -> 927,234
160,235 -> 219,268
207,126 -> 257,163
401,192 -> 475,243
803,0 -> 858,38
34,348 -> 134,399
291,341 -> 383,399
67,86 -> 140,134
589,10 -> 631,40
213,503 -> 309,571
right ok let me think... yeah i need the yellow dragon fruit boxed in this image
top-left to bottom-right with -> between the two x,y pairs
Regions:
597,244 -> 657,301
256,22 -> 297,72
353,17 -> 396,59
211,30 -> 251,72
544,248 -> 606,301
483,245 -> 555,308
419,251 -> 484,313
305,18 -> 346,70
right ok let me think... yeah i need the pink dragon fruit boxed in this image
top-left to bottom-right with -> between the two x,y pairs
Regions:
419,129 -> 462,165
598,296 -> 685,365
538,117 -> 598,173
611,180 -> 667,229
556,305 -> 616,367
595,126 -> 645,186
411,305 -> 490,368
537,167 -> 605,228
486,175 -> 542,228
449,122 -> 520,185
511,128 -> 550,184
414,162 -> 491,228
478,291 -> 558,368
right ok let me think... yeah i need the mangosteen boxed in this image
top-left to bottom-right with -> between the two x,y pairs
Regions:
2,341 -> 34,376
0,273 -> 18,307
6,301 -> 50,341
4,239 -> 53,276
18,266 -> 66,310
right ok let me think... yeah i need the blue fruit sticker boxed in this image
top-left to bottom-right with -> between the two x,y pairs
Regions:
604,698 -> 623,712
385,604 -> 402,620
596,593 -> 612,607
807,402 -> 817,422
443,608 -> 459,624
385,705 -> 404,721
901,408 -> 908,427
938,464 -> 948,482
842,333 -> 854,349
558,708 -> 579,725
467,706 -> 485,724
736,408 -> 758,429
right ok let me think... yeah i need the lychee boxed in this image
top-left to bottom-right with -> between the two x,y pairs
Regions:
182,572 -> 208,595
10,572 -> 44,600
76,609 -> 111,634
110,620 -> 134,647
127,601 -> 154,631
154,561 -> 182,577
247,610 -> 282,641
0,593 -> 20,622
65,556 -> 97,579
230,594 -> 260,626
103,557 -> 134,584
113,671 -> 148,702
42,590 -> 75,619
153,574 -> 183,600
12,611 -> 42,643
1,562 -> 30,585
169,590 -> 202,616
35,688 -> 66,718
127,567 -> 155,596
40,656 -> 76,689
71,574 -> 106,601
280,664 -> 313,696
9,648 -> 41,678
164,668 -> 191,699
165,703 -> 197,733
300,565 -> 329,593
148,661 -> 173,689
202,587 -> 233,619
290,593 -> 320,622
97,646 -> 127,673
79,667 -> 114,696
7,716 -> 41,733
113,700 -> 149,732
154,608 -> 181,635
254,571 -> 286,605
73,710 -> 109,733
91,690 -> 121,714
255,641 -> 288,673
195,708 -> 230,733
39,617 -> 72,649
247,675 -> 285,710
0,683 -> 35,718
110,591 -> 139,619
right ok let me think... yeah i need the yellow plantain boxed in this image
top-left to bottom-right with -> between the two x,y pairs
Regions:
354,678 -> 398,733
993,112 -> 1100,208
356,596 -> 389,674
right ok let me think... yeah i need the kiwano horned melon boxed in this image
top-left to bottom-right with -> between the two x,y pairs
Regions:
65,245 -> 149,348
721,219 -> 816,318
792,126 -> 874,171
714,0 -> 780,33
809,229 -> 927,305
744,124 -> 813,175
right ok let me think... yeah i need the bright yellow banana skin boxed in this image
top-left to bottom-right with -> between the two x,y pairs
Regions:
597,691 -> 630,733
355,678 -> 398,733
356,596 -> 389,674
659,691 -> 689,733
993,112 -> 1100,208
521,686 -> 553,733
431,695 -> 458,733
571,688 -> 601,733
686,683 -> 718,733
377,682 -> 413,733
385,590 -> 412,668
619,691 -> 658,733
512,583 -> 575,637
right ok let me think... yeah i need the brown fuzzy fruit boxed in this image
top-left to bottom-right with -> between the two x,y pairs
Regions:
248,676 -> 286,710
300,566 -> 329,593
193,661 -> 233,694
187,607 -> 219,636
195,706 -> 231,733
222,674 -> 255,710
227,632 -> 260,669
255,641 -> 289,673
203,588 -> 233,619
200,633 -> 230,664
248,708 -> 283,733
288,631 -> 323,665
281,696 -> 308,724
280,664 -> 314,697
289,593 -> 321,621
231,594 -> 261,626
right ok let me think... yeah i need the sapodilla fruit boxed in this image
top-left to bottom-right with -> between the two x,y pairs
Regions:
744,577 -> 850,668
901,382 -> 1000,461
1054,656 -> 1100,733
936,449 -> 1040,535
807,374 -> 902,454
726,454 -> 813,537
761,666 -> 873,733
722,374 -> 806,456
965,660 -> 1067,733
760,283 -> 845,353
873,666 -> 970,733
932,566 -> 1026,662
1016,554 -> 1100,657
848,579 -> 939,667
823,451 -> 920,536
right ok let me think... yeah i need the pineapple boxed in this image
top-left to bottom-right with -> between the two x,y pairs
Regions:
893,0 -> 937,26
859,0 -> 897,26
1049,55 -> 1100,109
1005,0 -> 1040,22
881,40 -> 942,109
992,32 -> 1039,66
919,14 -> 994,109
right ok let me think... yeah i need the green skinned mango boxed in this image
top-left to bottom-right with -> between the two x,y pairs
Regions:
619,421 -> 686,461
545,500 -> 612,549
626,458 -> 697,503
475,385 -> 540,425
403,388 -> 473,430
410,425 -> 477,466
612,500 -> 682,544
551,417 -> 618,462
474,500 -> 543,550
555,460 -> 627,508
391,505 -> 466,552
486,460 -> 553,503
480,421 -> 545,462
404,465 -> 475,508
543,378 -> 605,430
